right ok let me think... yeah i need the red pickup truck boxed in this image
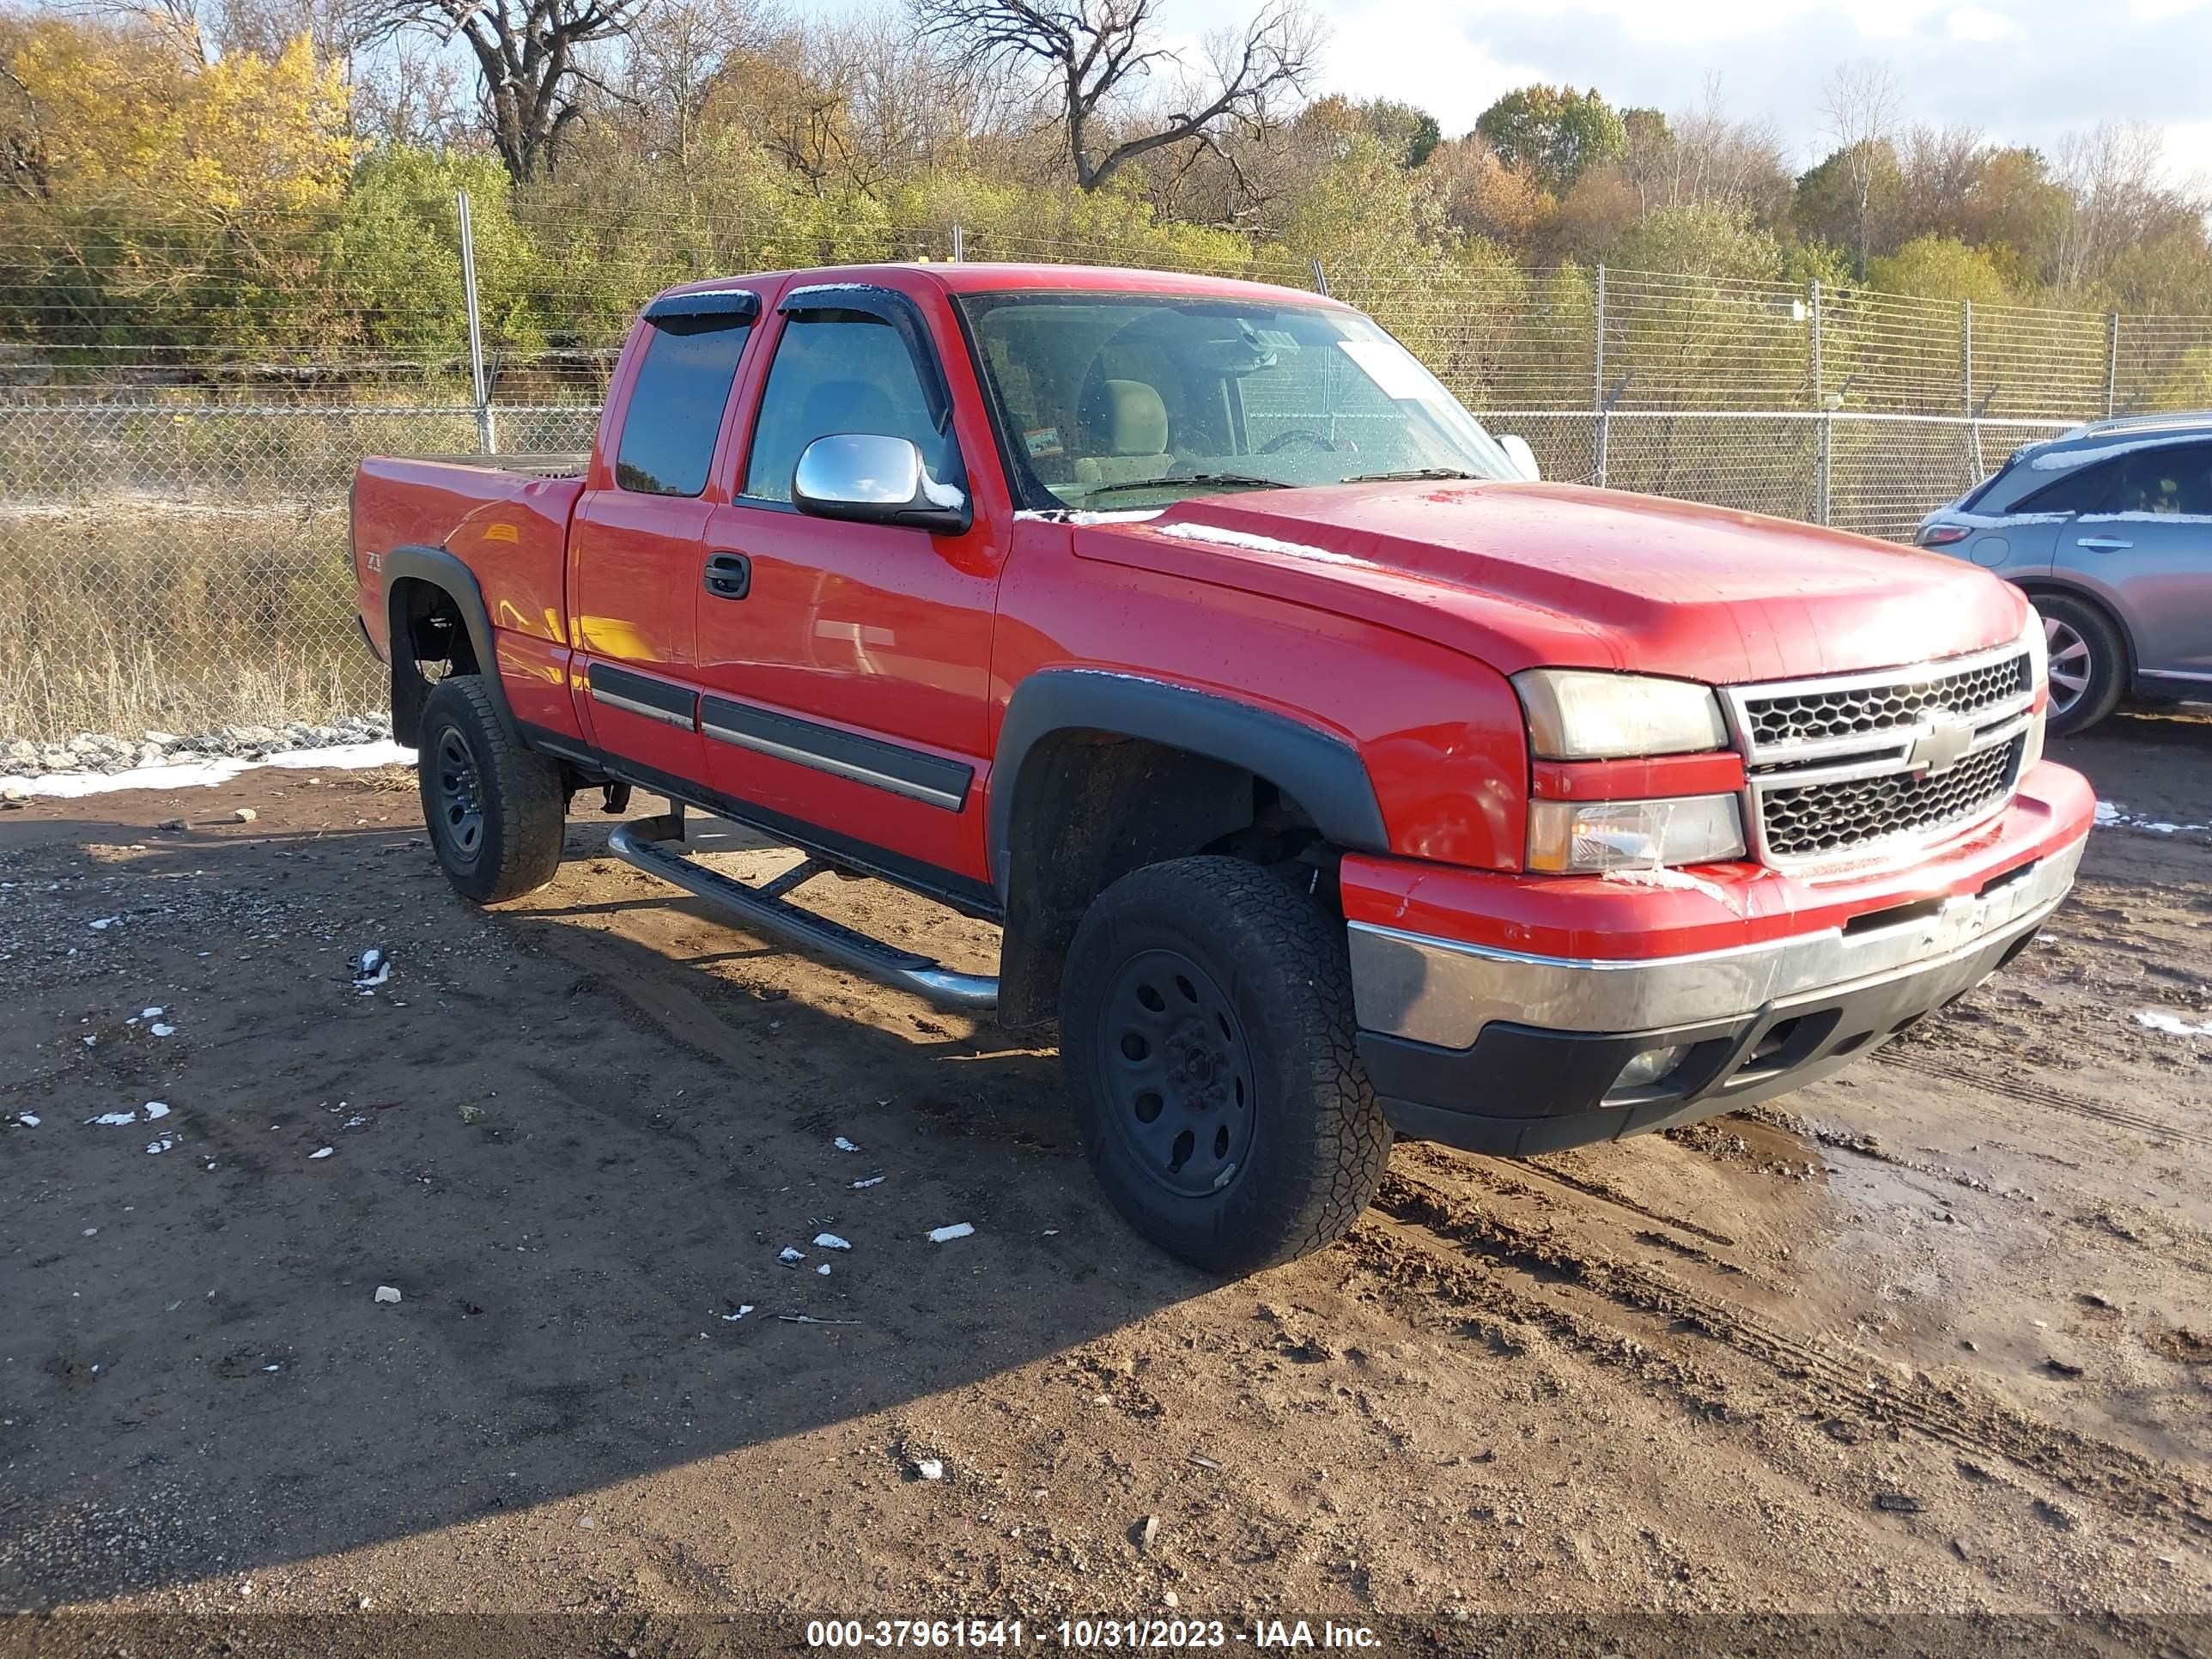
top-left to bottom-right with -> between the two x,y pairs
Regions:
352,261 -> 2094,1273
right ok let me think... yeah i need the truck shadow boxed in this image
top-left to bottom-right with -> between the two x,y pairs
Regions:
0,811 -> 1206,1608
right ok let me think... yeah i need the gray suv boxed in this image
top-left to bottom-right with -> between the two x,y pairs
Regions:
1917,412 -> 2212,735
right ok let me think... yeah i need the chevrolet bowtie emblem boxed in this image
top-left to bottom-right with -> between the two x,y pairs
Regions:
1909,709 -> 1975,776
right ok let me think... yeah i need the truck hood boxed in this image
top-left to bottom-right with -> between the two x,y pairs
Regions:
1073,480 -> 2028,684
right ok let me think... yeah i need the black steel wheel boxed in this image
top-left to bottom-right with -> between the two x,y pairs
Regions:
1093,948 -> 1259,1200
416,676 -> 567,904
1060,856 -> 1392,1275
431,725 -> 488,865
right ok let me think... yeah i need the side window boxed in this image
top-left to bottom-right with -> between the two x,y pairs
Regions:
2105,443 -> 2212,517
2020,459 -> 2120,516
615,315 -> 751,496
741,312 -> 948,505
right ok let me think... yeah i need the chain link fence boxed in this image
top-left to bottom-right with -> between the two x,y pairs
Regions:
3,208 -> 2193,743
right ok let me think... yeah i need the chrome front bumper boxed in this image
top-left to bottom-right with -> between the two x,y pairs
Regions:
1348,834 -> 2085,1050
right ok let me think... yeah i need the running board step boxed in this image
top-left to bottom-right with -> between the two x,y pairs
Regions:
605,817 -> 998,1012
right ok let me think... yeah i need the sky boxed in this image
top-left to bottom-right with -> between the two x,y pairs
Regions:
1169,0 -> 2212,184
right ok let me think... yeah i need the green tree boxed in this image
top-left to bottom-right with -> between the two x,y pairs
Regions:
1868,235 -> 2012,306
1607,201 -> 1784,282
1359,98 -> 1440,168
1474,84 -> 1626,196
1794,139 -> 1902,269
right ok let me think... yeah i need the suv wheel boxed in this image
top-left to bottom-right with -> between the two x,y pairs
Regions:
2037,594 -> 2126,738
1060,856 -> 1392,1275
417,676 -> 567,903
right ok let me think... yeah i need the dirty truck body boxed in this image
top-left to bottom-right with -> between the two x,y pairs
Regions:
352,262 -> 2094,1273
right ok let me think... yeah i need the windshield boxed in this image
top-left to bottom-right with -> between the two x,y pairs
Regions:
955,291 -> 1519,511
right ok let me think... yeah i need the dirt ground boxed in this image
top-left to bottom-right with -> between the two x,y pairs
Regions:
3,712 -> 2210,1653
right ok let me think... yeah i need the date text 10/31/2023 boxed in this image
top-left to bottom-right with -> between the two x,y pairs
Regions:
805,1619 -> 1384,1650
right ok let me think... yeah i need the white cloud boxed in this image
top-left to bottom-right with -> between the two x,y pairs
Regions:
1157,0 -> 2212,170
1945,5 -> 2017,40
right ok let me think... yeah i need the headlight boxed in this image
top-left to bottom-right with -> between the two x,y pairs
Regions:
1514,669 -> 1729,760
1527,795 -> 1747,874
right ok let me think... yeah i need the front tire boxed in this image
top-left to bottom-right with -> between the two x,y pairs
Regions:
2037,593 -> 2126,738
1060,856 -> 1392,1275
417,676 -> 566,904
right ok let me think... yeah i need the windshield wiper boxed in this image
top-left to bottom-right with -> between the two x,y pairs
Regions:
1077,471 -> 1293,501
1337,467 -> 1483,484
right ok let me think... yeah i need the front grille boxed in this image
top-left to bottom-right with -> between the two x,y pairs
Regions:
1724,642 -> 2039,865
1740,652 -> 2032,750
1758,737 -> 2022,860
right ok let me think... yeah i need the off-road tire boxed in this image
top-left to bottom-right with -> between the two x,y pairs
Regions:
2036,592 -> 2127,738
1060,856 -> 1393,1275
417,676 -> 566,904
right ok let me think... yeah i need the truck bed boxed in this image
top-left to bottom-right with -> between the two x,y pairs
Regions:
352,453 -> 586,681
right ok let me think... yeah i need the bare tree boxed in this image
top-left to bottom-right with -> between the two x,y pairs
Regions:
1626,76 -> 1790,222
2052,121 -> 2177,290
619,0 -> 771,168
352,31 -> 479,148
58,0 -> 215,62
355,0 -> 655,181
1820,58 -> 1899,274
915,0 -> 1319,192
0,47 -> 52,203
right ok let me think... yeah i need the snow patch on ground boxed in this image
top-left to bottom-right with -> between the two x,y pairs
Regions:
2136,1010 -> 2212,1037
2097,800 -> 2206,836
2,740 -> 414,800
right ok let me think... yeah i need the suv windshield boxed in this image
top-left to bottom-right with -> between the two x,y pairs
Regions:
957,291 -> 1518,510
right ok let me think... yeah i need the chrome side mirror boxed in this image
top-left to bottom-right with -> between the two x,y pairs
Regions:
1498,433 -> 1540,483
793,434 -> 969,534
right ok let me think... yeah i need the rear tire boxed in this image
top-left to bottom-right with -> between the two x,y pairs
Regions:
2035,593 -> 2126,738
1060,856 -> 1392,1275
417,676 -> 566,904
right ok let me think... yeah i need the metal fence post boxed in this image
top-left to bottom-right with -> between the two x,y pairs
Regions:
951,222 -> 964,262
1594,264 -> 1607,489
1310,257 -> 1328,297
2106,313 -> 2119,417
458,189 -> 494,455
1812,281 -> 1830,527
1962,298 -> 1981,480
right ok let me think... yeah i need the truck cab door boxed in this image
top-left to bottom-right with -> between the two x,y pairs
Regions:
693,289 -> 1003,899
568,301 -> 758,780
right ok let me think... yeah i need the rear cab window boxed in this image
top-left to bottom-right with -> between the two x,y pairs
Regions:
615,312 -> 755,496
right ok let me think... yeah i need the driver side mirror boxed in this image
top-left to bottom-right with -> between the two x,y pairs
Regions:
793,434 -> 970,534
1498,434 -> 1540,483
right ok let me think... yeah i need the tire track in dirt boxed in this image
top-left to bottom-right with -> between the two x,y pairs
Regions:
1363,1170 -> 2212,1542
1877,1050 -> 2212,1151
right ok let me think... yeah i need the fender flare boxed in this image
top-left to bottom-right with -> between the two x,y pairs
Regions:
382,544 -> 520,740
989,669 -> 1389,897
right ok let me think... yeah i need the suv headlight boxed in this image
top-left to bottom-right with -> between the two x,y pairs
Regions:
1513,669 -> 1729,761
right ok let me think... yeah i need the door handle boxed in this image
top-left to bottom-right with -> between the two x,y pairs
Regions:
2075,536 -> 2132,552
703,550 -> 750,599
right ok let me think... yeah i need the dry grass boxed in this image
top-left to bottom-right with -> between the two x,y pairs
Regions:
0,498 -> 380,743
